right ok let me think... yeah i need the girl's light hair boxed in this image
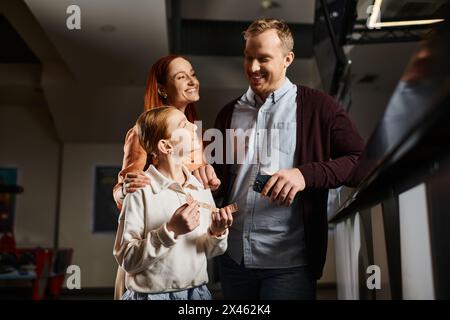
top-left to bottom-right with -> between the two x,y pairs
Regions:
136,106 -> 176,158
243,19 -> 294,53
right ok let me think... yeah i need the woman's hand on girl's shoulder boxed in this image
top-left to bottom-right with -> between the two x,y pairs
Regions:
123,171 -> 151,195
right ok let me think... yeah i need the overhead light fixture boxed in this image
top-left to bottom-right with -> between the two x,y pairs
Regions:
261,0 -> 281,10
367,0 -> 444,29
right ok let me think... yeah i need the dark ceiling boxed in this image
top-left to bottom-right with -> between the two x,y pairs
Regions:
173,19 -> 313,58
0,14 -> 39,64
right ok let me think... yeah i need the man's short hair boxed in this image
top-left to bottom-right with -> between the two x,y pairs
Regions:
243,19 -> 294,53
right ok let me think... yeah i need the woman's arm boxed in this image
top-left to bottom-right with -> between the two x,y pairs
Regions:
113,126 -> 149,210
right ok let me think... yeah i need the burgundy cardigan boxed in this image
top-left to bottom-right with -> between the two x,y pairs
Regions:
213,85 -> 365,279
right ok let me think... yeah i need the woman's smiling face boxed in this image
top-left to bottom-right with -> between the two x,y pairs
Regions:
161,57 -> 200,108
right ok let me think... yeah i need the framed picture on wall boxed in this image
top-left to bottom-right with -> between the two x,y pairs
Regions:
0,167 -> 18,234
93,166 -> 121,233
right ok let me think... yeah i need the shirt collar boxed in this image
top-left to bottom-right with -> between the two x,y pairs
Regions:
147,165 -> 203,194
243,77 -> 294,107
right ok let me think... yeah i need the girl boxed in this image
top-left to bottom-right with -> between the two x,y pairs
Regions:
113,107 -> 234,300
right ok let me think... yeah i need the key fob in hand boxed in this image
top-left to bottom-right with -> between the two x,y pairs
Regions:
253,174 -> 272,194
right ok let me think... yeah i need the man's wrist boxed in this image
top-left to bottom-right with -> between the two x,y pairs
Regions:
294,167 -> 306,189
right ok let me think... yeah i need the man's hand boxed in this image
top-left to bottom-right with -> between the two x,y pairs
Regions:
123,171 -> 151,195
192,164 -> 221,191
260,168 -> 306,207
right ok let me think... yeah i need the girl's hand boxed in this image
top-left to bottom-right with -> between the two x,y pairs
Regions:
123,171 -> 151,195
166,201 -> 200,237
209,206 -> 233,237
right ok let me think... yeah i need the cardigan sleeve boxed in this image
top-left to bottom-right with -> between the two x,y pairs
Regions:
298,95 -> 365,189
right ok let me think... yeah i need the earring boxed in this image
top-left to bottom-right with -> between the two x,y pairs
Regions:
159,91 -> 168,99
150,152 -> 158,165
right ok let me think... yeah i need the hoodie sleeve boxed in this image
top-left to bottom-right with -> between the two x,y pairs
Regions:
113,189 -> 177,274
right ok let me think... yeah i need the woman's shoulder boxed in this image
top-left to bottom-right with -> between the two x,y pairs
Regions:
122,126 -> 146,160
124,125 -> 139,142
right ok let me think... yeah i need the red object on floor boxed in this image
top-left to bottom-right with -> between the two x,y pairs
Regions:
0,233 -> 16,251
1,246 -> 73,300
46,248 -> 74,299
14,248 -> 54,300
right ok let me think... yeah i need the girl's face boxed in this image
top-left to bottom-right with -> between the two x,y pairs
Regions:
165,109 -> 201,159
161,58 -> 200,108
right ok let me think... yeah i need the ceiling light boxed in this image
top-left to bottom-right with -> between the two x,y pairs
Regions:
367,0 -> 444,29
261,0 -> 281,10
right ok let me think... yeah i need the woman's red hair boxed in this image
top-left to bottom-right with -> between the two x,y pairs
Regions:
144,54 -> 198,122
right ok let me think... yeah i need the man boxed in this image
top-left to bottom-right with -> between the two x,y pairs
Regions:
213,19 -> 364,299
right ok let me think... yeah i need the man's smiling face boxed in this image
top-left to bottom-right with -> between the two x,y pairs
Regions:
244,29 -> 294,100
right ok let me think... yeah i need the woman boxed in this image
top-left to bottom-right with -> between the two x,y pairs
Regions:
113,55 -> 221,299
